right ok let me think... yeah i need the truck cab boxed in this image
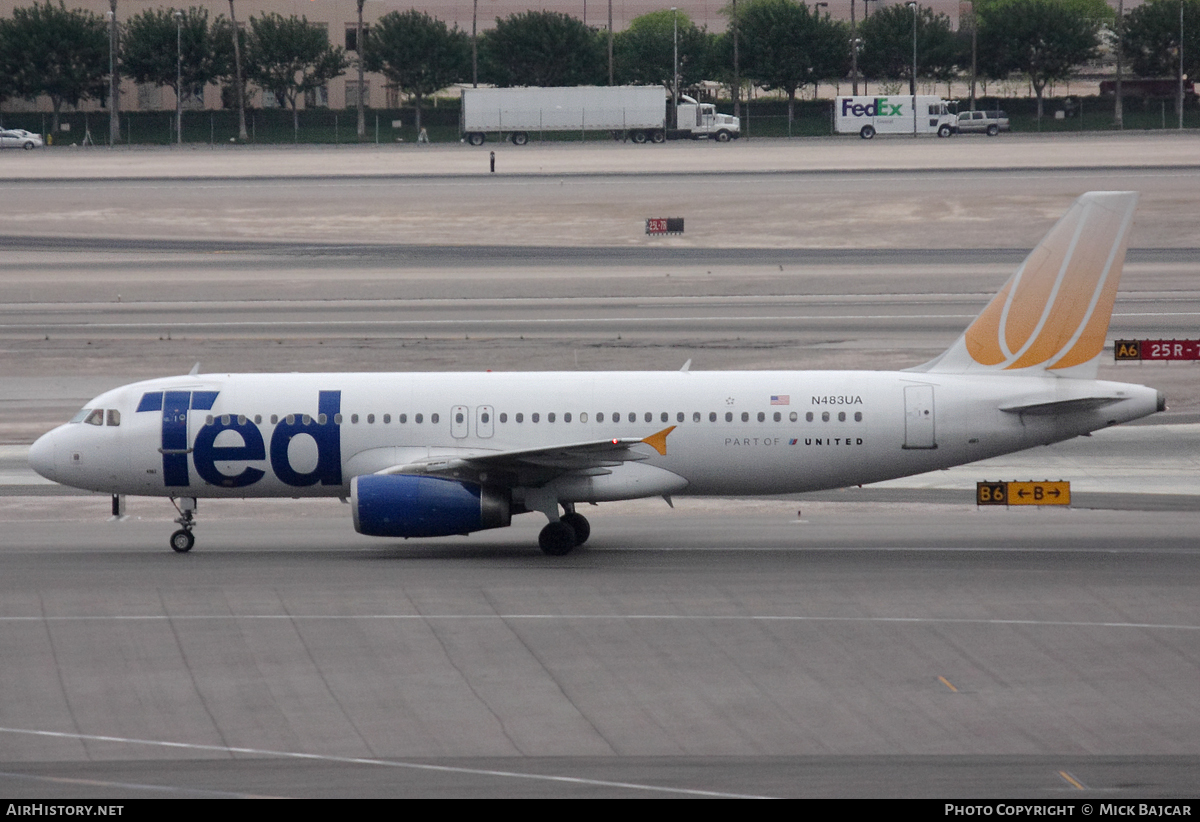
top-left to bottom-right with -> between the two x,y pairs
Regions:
675,95 -> 740,142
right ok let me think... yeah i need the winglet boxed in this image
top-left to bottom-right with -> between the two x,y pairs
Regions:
641,426 -> 676,456
188,362 -> 201,376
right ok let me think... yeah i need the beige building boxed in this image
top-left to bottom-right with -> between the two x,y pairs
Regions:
1,0 -> 1136,115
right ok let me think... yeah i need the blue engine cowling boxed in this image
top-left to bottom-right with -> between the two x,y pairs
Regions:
351,474 -> 511,538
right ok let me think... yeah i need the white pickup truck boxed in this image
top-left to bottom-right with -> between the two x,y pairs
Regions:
954,110 -> 1010,136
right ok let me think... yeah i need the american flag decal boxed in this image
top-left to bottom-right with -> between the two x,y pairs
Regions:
770,395 -> 790,405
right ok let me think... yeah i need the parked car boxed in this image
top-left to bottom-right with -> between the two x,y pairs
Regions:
0,129 -> 44,150
955,110 -> 1009,136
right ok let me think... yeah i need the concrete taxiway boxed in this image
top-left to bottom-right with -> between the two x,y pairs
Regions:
1,136 -> 1198,797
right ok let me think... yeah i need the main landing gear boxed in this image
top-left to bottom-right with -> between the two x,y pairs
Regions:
538,503 -> 590,556
169,497 -> 197,553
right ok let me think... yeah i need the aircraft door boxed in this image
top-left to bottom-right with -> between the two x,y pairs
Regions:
903,385 -> 937,449
476,405 -> 494,438
451,405 -> 469,439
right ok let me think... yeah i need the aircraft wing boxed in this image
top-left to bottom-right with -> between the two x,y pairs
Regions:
375,426 -> 677,486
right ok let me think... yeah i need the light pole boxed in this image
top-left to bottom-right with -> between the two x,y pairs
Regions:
174,9 -> 183,145
608,0 -> 614,85
228,0 -> 247,141
356,0 -> 365,139
907,1 -> 917,137
1180,0 -> 1186,130
850,0 -> 859,95
672,7 -> 679,129
107,3 -> 119,146
1114,0 -> 1123,128
732,0 -> 740,118
472,0 -> 478,87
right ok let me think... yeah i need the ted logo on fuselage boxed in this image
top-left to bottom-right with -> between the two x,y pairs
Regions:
137,389 -> 342,489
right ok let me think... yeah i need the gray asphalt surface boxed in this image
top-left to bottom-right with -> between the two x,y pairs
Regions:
1,136 -> 1198,798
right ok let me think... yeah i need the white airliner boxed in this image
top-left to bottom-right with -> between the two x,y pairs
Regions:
28,191 -> 1164,555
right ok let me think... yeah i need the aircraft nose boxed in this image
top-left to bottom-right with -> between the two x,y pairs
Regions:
28,430 -> 58,482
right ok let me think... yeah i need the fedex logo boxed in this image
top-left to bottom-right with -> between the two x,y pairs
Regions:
137,390 -> 342,489
841,98 -> 903,117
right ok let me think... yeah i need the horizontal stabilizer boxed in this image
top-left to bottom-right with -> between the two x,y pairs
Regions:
998,396 -> 1125,416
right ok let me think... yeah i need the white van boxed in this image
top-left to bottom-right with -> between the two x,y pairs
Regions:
835,95 -> 957,139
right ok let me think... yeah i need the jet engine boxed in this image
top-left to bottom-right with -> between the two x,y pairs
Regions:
350,474 -> 511,538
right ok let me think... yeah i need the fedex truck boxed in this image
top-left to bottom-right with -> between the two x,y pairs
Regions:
835,95 -> 956,139
461,86 -> 740,145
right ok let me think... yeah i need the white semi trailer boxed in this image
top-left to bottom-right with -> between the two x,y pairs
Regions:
461,86 -> 740,145
835,95 -> 956,139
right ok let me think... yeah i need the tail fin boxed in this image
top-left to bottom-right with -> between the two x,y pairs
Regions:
913,191 -> 1138,380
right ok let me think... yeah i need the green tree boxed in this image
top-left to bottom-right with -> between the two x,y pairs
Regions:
1,1 -> 107,132
613,10 -> 712,92
977,0 -> 1109,121
0,18 -> 19,111
365,10 -> 469,134
121,7 -> 234,109
480,11 -> 605,87
1122,0 -> 1200,85
246,12 -> 348,130
736,0 -> 849,123
859,4 -> 957,95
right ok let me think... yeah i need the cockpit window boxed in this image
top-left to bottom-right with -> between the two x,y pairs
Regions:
106,409 -> 121,427
83,409 -> 104,426
70,408 -> 90,423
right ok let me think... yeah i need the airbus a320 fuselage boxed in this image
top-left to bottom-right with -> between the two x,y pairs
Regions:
29,192 -> 1164,555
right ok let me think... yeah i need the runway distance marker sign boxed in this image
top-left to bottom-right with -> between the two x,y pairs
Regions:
977,481 -> 1070,506
646,218 -> 684,235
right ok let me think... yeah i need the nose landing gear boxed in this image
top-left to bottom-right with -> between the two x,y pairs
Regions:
169,497 -> 197,553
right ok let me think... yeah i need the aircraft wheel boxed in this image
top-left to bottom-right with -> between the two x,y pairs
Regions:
560,512 -> 591,546
170,529 -> 194,553
539,521 -> 577,556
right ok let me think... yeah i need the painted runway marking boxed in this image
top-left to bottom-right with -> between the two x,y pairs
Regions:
0,769 -> 271,799
938,676 -> 959,692
0,614 -> 1196,631
0,728 -> 769,799
1058,770 -> 1087,790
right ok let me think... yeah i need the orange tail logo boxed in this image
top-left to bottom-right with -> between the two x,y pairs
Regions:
963,192 -> 1137,372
